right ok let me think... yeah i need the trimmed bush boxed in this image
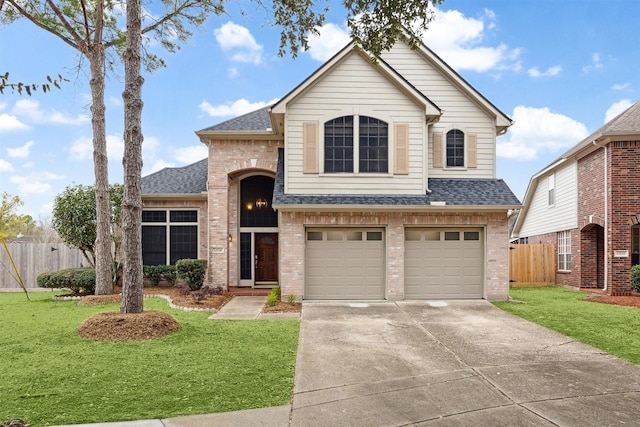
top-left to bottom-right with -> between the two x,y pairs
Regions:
630,265 -> 640,292
266,287 -> 281,307
175,259 -> 208,291
143,265 -> 177,286
37,267 -> 96,294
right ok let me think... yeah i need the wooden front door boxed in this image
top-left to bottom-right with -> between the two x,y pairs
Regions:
255,233 -> 278,283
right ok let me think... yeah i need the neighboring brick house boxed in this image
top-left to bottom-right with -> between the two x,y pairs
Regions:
512,101 -> 640,295
142,40 -> 521,301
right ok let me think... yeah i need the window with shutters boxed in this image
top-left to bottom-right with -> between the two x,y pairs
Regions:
446,129 -> 465,167
323,115 -> 389,174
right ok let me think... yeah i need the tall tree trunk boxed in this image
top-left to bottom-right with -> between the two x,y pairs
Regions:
121,0 -> 144,313
89,41 -> 113,296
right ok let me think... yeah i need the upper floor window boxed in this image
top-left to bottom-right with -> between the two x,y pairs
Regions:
324,115 -> 388,173
359,117 -> 388,173
324,116 -> 354,173
446,129 -> 465,167
548,173 -> 556,206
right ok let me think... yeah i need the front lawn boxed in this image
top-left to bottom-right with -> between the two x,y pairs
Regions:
495,286 -> 640,365
1,292 -> 299,427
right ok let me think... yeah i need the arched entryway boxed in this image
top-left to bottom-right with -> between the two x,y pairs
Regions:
581,223 -> 604,289
238,175 -> 278,287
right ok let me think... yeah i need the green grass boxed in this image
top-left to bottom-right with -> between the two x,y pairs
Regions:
1,292 -> 299,427
495,286 -> 640,365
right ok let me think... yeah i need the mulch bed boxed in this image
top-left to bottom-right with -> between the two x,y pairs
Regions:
584,294 -> 640,308
74,286 -> 300,342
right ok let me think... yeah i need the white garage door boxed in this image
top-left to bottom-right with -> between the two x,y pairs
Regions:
305,229 -> 385,299
405,228 -> 483,299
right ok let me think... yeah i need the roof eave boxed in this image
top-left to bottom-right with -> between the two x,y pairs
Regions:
142,193 -> 208,201
196,130 -> 283,143
272,203 -> 519,212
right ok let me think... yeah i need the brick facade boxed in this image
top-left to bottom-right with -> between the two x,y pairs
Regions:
200,140 -> 512,301
524,139 -> 640,295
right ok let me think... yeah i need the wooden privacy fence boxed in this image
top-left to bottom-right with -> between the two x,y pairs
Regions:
509,244 -> 555,287
0,243 -> 86,289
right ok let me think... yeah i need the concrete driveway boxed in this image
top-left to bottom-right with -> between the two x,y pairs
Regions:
291,301 -> 640,426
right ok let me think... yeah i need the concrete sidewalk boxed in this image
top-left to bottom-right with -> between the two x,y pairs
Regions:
208,295 -> 300,320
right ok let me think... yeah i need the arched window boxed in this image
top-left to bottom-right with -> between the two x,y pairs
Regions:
359,116 -> 388,173
446,129 -> 465,167
324,116 -> 354,173
324,115 -> 388,173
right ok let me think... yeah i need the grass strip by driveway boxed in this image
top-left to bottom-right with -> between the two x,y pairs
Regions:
495,286 -> 640,365
1,292 -> 299,427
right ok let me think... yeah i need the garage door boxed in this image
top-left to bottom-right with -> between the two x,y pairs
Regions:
405,228 -> 483,299
305,229 -> 385,299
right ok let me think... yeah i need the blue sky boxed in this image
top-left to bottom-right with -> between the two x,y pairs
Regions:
1,0 -> 639,220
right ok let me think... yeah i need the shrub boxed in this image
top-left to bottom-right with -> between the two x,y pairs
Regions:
37,268 -> 96,294
287,294 -> 296,305
630,265 -> 640,292
175,259 -> 208,291
266,287 -> 281,307
143,265 -> 177,286
176,284 -> 192,297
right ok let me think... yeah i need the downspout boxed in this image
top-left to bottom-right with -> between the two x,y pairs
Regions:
591,140 -> 609,291
603,144 -> 608,291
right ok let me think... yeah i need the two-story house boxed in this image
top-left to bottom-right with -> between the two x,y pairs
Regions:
141,40 -> 521,301
512,101 -> 640,296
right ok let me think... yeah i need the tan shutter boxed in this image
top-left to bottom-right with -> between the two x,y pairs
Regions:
394,123 -> 409,175
303,121 -> 319,174
467,133 -> 477,168
433,132 -> 443,168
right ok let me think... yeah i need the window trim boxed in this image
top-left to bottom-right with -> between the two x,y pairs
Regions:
142,208 -> 199,265
445,129 -> 465,168
557,230 -> 571,272
322,114 -> 390,175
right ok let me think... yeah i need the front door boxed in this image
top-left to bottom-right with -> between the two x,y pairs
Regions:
255,233 -> 278,284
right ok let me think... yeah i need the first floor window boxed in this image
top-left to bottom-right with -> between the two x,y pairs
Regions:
558,230 -> 571,271
632,226 -> 640,266
142,209 -> 198,265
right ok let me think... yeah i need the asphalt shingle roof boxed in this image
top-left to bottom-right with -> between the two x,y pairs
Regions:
142,158 -> 208,195
273,149 -> 521,207
198,106 -> 273,132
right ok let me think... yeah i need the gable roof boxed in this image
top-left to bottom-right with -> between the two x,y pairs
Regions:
513,101 -> 640,236
198,106 -> 273,133
142,158 -> 208,196
272,149 -> 520,210
269,43 -> 442,127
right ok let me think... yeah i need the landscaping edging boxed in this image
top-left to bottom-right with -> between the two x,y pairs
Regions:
52,293 -> 219,313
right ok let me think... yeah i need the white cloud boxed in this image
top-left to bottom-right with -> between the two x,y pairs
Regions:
227,67 -> 240,78
0,159 -> 14,172
497,106 -> 589,161
199,97 -> 279,118
7,141 -> 34,158
172,145 -> 208,164
528,65 -> 562,78
0,102 -> 6,111
0,113 -> 29,131
11,99 -> 89,125
611,82 -> 630,91
68,134 -> 124,161
68,136 -> 93,160
10,173 -> 63,195
307,23 -> 351,62
582,52 -> 604,73
144,159 -> 175,175
424,8 -> 521,73
214,22 -> 263,64
604,99 -> 633,123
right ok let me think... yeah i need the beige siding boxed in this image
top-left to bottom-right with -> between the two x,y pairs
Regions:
284,52 -> 427,195
381,43 -> 497,178
519,161 -> 578,237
